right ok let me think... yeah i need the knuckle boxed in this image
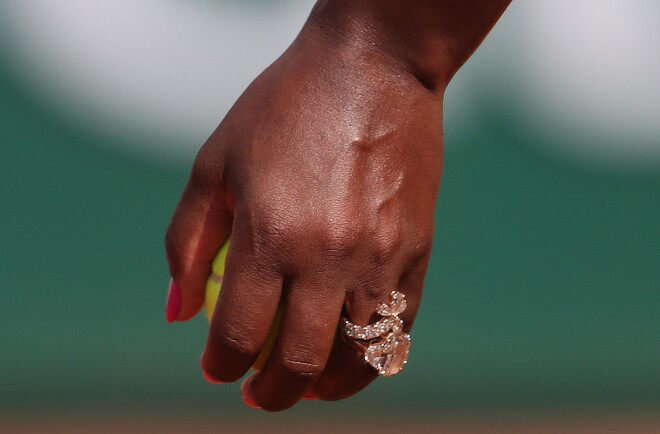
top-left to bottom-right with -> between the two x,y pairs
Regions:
318,220 -> 361,258
370,226 -> 403,265
356,279 -> 389,302
210,326 -> 261,358
252,210 -> 283,241
280,354 -> 324,378
410,229 -> 434,259
244,202 -> 293,253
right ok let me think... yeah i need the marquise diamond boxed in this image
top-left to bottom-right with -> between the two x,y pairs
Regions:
377,291 -> 408,316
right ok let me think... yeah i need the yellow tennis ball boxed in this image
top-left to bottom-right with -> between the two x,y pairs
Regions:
203,240 -> 230,321
204,239 -> 280,371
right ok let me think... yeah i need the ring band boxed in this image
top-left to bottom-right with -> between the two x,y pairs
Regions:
340,291 -> 411,377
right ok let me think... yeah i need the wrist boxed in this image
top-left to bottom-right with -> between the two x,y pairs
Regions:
305,0 -> 511,92
281,19 -> 442,105
305,1 -> 456,93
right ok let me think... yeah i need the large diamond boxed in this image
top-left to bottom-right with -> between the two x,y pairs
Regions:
364,331 -> 411,376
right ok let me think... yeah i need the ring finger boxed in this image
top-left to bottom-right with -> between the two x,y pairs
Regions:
311,252 -> 430,400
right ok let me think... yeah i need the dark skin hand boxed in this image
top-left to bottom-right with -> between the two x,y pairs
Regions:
166,0 -> 512,411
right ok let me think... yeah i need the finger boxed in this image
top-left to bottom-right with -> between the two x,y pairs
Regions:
241,273 -> 345,411
309,281 -> 386,401
312,252 -> 430,400
165,164 -> 233,322
201,221 -> 283,383
309,332 -> 378,401
394,249 -> 431,332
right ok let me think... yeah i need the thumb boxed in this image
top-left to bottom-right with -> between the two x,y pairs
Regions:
164,166 -> 233,322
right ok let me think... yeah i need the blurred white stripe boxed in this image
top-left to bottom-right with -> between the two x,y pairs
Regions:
2,0 -> 659,168
2,0 -> 314,160
453,0 -> 660,168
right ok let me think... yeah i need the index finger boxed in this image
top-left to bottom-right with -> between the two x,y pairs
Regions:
201,219 -> 284,383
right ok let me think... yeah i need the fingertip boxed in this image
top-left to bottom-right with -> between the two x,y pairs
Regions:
242,394 -> 262,410
302,392 -> 318,401
202,369 -> 225,385
166,277 -> 206,322
200,352 -> 224,384
175,278 -> 207,321
241,376 -> 261,409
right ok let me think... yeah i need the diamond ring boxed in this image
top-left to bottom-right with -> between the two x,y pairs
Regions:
340,291 -> 411,377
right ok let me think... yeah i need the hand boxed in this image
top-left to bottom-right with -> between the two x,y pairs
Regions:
165,0 -> 509,411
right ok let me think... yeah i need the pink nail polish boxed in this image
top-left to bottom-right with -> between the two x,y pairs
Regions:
166,278 -> 182,323
202,369 -> 224,385
240,376 -> 261,409
242,395 -> 261,409
200,353 -> 223,385
302,392 -> 318,401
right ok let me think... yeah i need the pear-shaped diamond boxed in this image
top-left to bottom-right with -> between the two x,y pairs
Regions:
364,331 -> 411,376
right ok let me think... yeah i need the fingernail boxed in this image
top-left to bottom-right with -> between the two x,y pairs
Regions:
166,278 -> 182,323
240,376 -> 261,410
202,370 -> 224,385
200,353 -> 224,385
242,394 -> 261,410
302,392 -> 318,401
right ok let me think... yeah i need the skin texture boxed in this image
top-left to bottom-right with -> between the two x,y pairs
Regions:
165,0 -> 512,411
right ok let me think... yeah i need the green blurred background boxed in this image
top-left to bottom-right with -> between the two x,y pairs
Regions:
1,0 -> 659,431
